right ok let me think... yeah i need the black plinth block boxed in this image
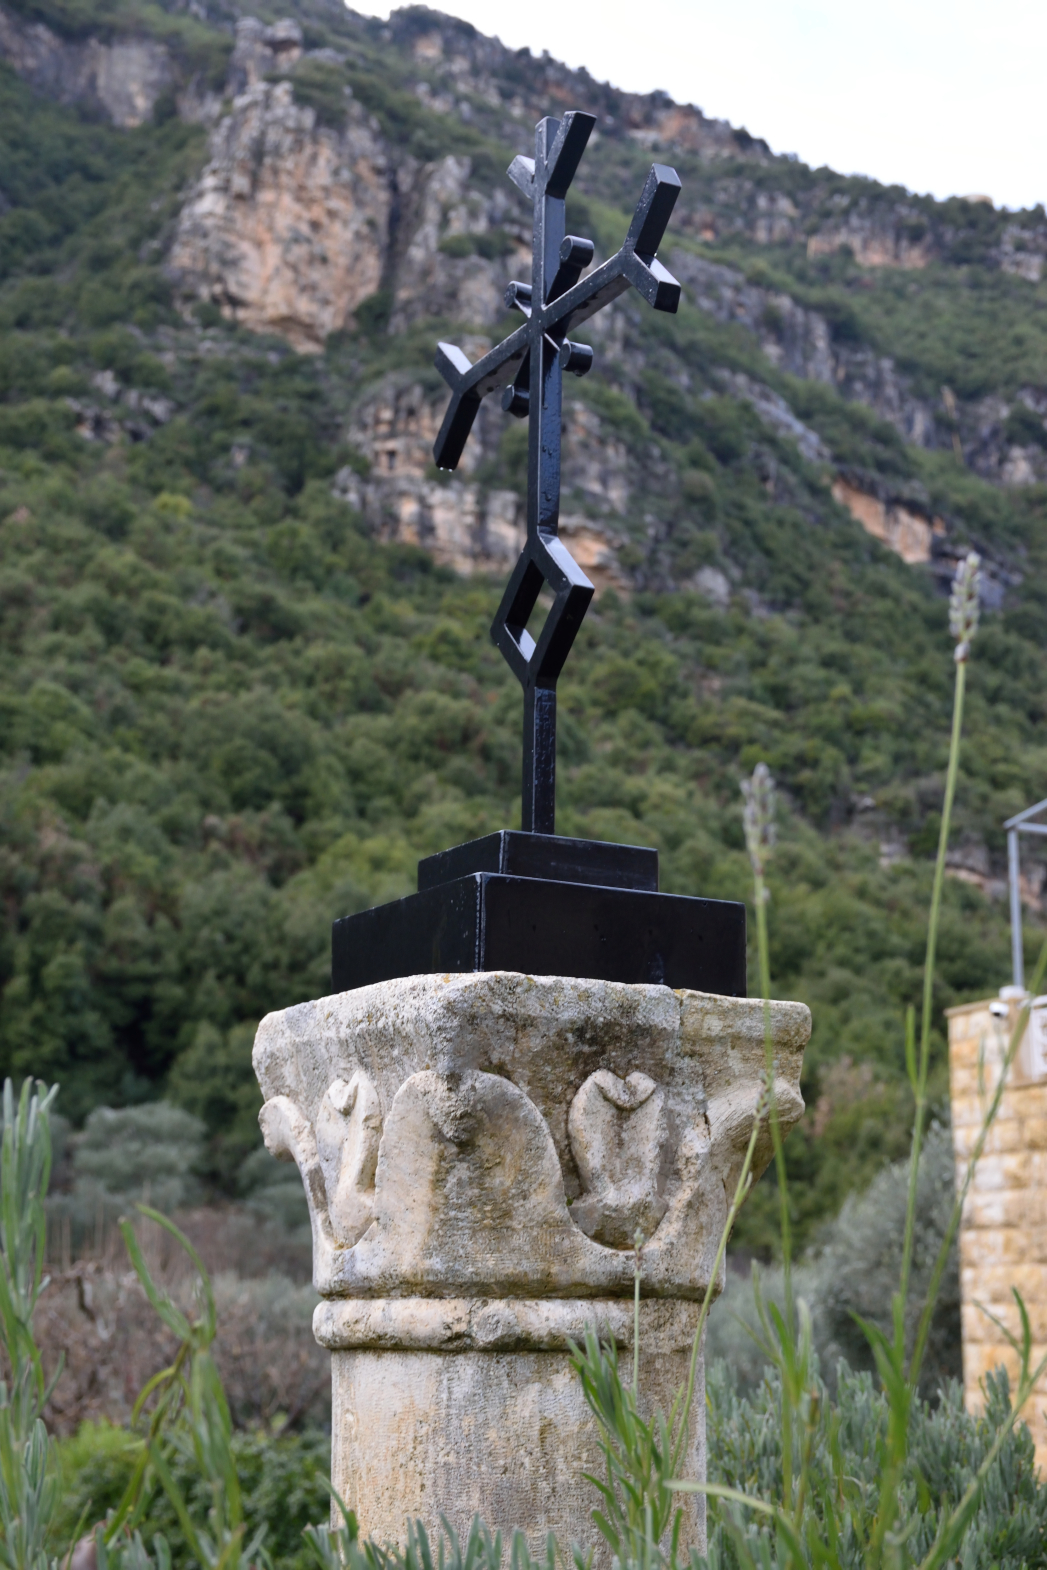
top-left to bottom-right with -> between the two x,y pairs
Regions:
418,830 -> 658,893
332,830 -> 746,996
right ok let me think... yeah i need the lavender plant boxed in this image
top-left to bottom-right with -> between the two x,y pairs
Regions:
667,551 -> 1047,1569
0,1078 -> 63,1570
97,1208 -> 270,1570
304,1505 -> 559,1570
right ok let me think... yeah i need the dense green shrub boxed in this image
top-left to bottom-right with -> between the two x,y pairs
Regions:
73,1102 -> 206,1209
289,60 -> 351,129
707,1126 -> 960,1395
0,0 -> 1046,1255
54,1424 -> 331,1570
705,1366 -> 1047,1570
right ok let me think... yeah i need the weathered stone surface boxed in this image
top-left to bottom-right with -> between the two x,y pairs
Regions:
329,1340 -> 702,1553
720,370 -> 828,465
255,971 -> 809,1554
334,376 -> 525,576
998,223 -> 1047,283
390,154 -> 530,332
831,478 -> 945,566
0,0 -> 174,126
569,1069 -> 670,1247
948,993 -> 1047,1470
314,1294 -> 700,1353
335,377 -> 640,588
227,15 -> 303,97
671,251 -> 941,454
167,81 -> 391,352
806,215 -> 934,270
254,971 -> 809,1300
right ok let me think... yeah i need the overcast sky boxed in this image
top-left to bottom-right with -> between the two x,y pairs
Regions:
351,0 -> 1046,213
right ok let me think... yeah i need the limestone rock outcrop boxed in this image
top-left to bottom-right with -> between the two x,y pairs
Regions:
226,15 -> 304,96
332,377 -> 522,576
806,213 -> 935,270
167,81 -> 391,352
167,70 -> 535,351
0,0 -> 174,126
998,222 -> 1047,283
388,9 -> 768,167
831,476 -> 945,566
390,154 -> 531,331
334,372 -> 640,587
673,249 -> 1047,505
672,252 -> 940,451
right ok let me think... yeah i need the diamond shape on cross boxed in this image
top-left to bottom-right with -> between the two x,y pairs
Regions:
433,110 -> 682,833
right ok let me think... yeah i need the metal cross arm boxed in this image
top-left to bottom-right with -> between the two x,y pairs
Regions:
1004,795 -> 1047,991
430,110 -> 682,835
432,159 -> 682,472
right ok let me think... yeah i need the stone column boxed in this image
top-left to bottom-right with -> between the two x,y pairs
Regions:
947,989 -> 1047,1470
253,972 -> 810,1553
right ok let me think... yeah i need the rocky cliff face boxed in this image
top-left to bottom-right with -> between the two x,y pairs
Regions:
3,0 -> 1040,596
388,153 -> 530,332
153,4 -> 1047,363
670,252 -> 1047,490
830,477 -> 944,566
3,0 -> 1044,287
335,372 -> 634,590
333,378 -> 523,575
164,15 -> 539,347
169,78 -> 391,351
0,0 -> 174,125
382,5 -> 767,166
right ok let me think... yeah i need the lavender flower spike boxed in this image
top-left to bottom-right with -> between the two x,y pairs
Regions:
949,551 -> 981,663
742,761 -> 777,889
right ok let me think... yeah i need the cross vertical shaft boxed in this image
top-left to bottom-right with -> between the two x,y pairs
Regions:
432,110 -> 683,837
523,685 -> 557,833
530,116 -> 566,538
524,118 -> 567,832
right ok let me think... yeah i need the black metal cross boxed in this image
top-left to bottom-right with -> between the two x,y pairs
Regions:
433,110 -> 681,834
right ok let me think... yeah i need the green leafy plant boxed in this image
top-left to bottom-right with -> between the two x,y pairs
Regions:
707,1123 -> 962,1396
542,551 -> 1047,1570
705,1362 -> 1047,1570
0,1077 -> 63,1570
304,1504 -> 559,1570
660,552 -> 1047,1568
105,1207 -> 268,1570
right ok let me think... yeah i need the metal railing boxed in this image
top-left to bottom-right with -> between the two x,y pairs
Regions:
1004,797 -> 1047,989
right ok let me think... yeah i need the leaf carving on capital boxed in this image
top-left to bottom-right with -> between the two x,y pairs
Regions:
314,1071 -> 383,1248
567,1070 -> 671,1250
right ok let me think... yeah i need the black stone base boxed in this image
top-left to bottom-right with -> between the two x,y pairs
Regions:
417,829 -> 658,893
331,832 -> 746,996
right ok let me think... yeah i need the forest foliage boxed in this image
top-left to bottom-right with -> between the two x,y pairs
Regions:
1,0 -> 1047,1248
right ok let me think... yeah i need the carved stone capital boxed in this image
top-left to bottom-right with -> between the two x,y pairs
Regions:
253,971 -> 810,1302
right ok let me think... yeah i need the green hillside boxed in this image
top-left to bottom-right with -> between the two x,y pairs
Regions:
1,0 -> 1046,1251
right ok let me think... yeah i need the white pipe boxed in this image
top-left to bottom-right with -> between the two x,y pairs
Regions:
1009,827 -> 1024,990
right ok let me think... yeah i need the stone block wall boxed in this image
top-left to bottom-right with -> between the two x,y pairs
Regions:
947,993 -> 1047,1468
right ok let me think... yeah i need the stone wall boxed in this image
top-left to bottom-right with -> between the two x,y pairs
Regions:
947,992 -> 1047,1469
